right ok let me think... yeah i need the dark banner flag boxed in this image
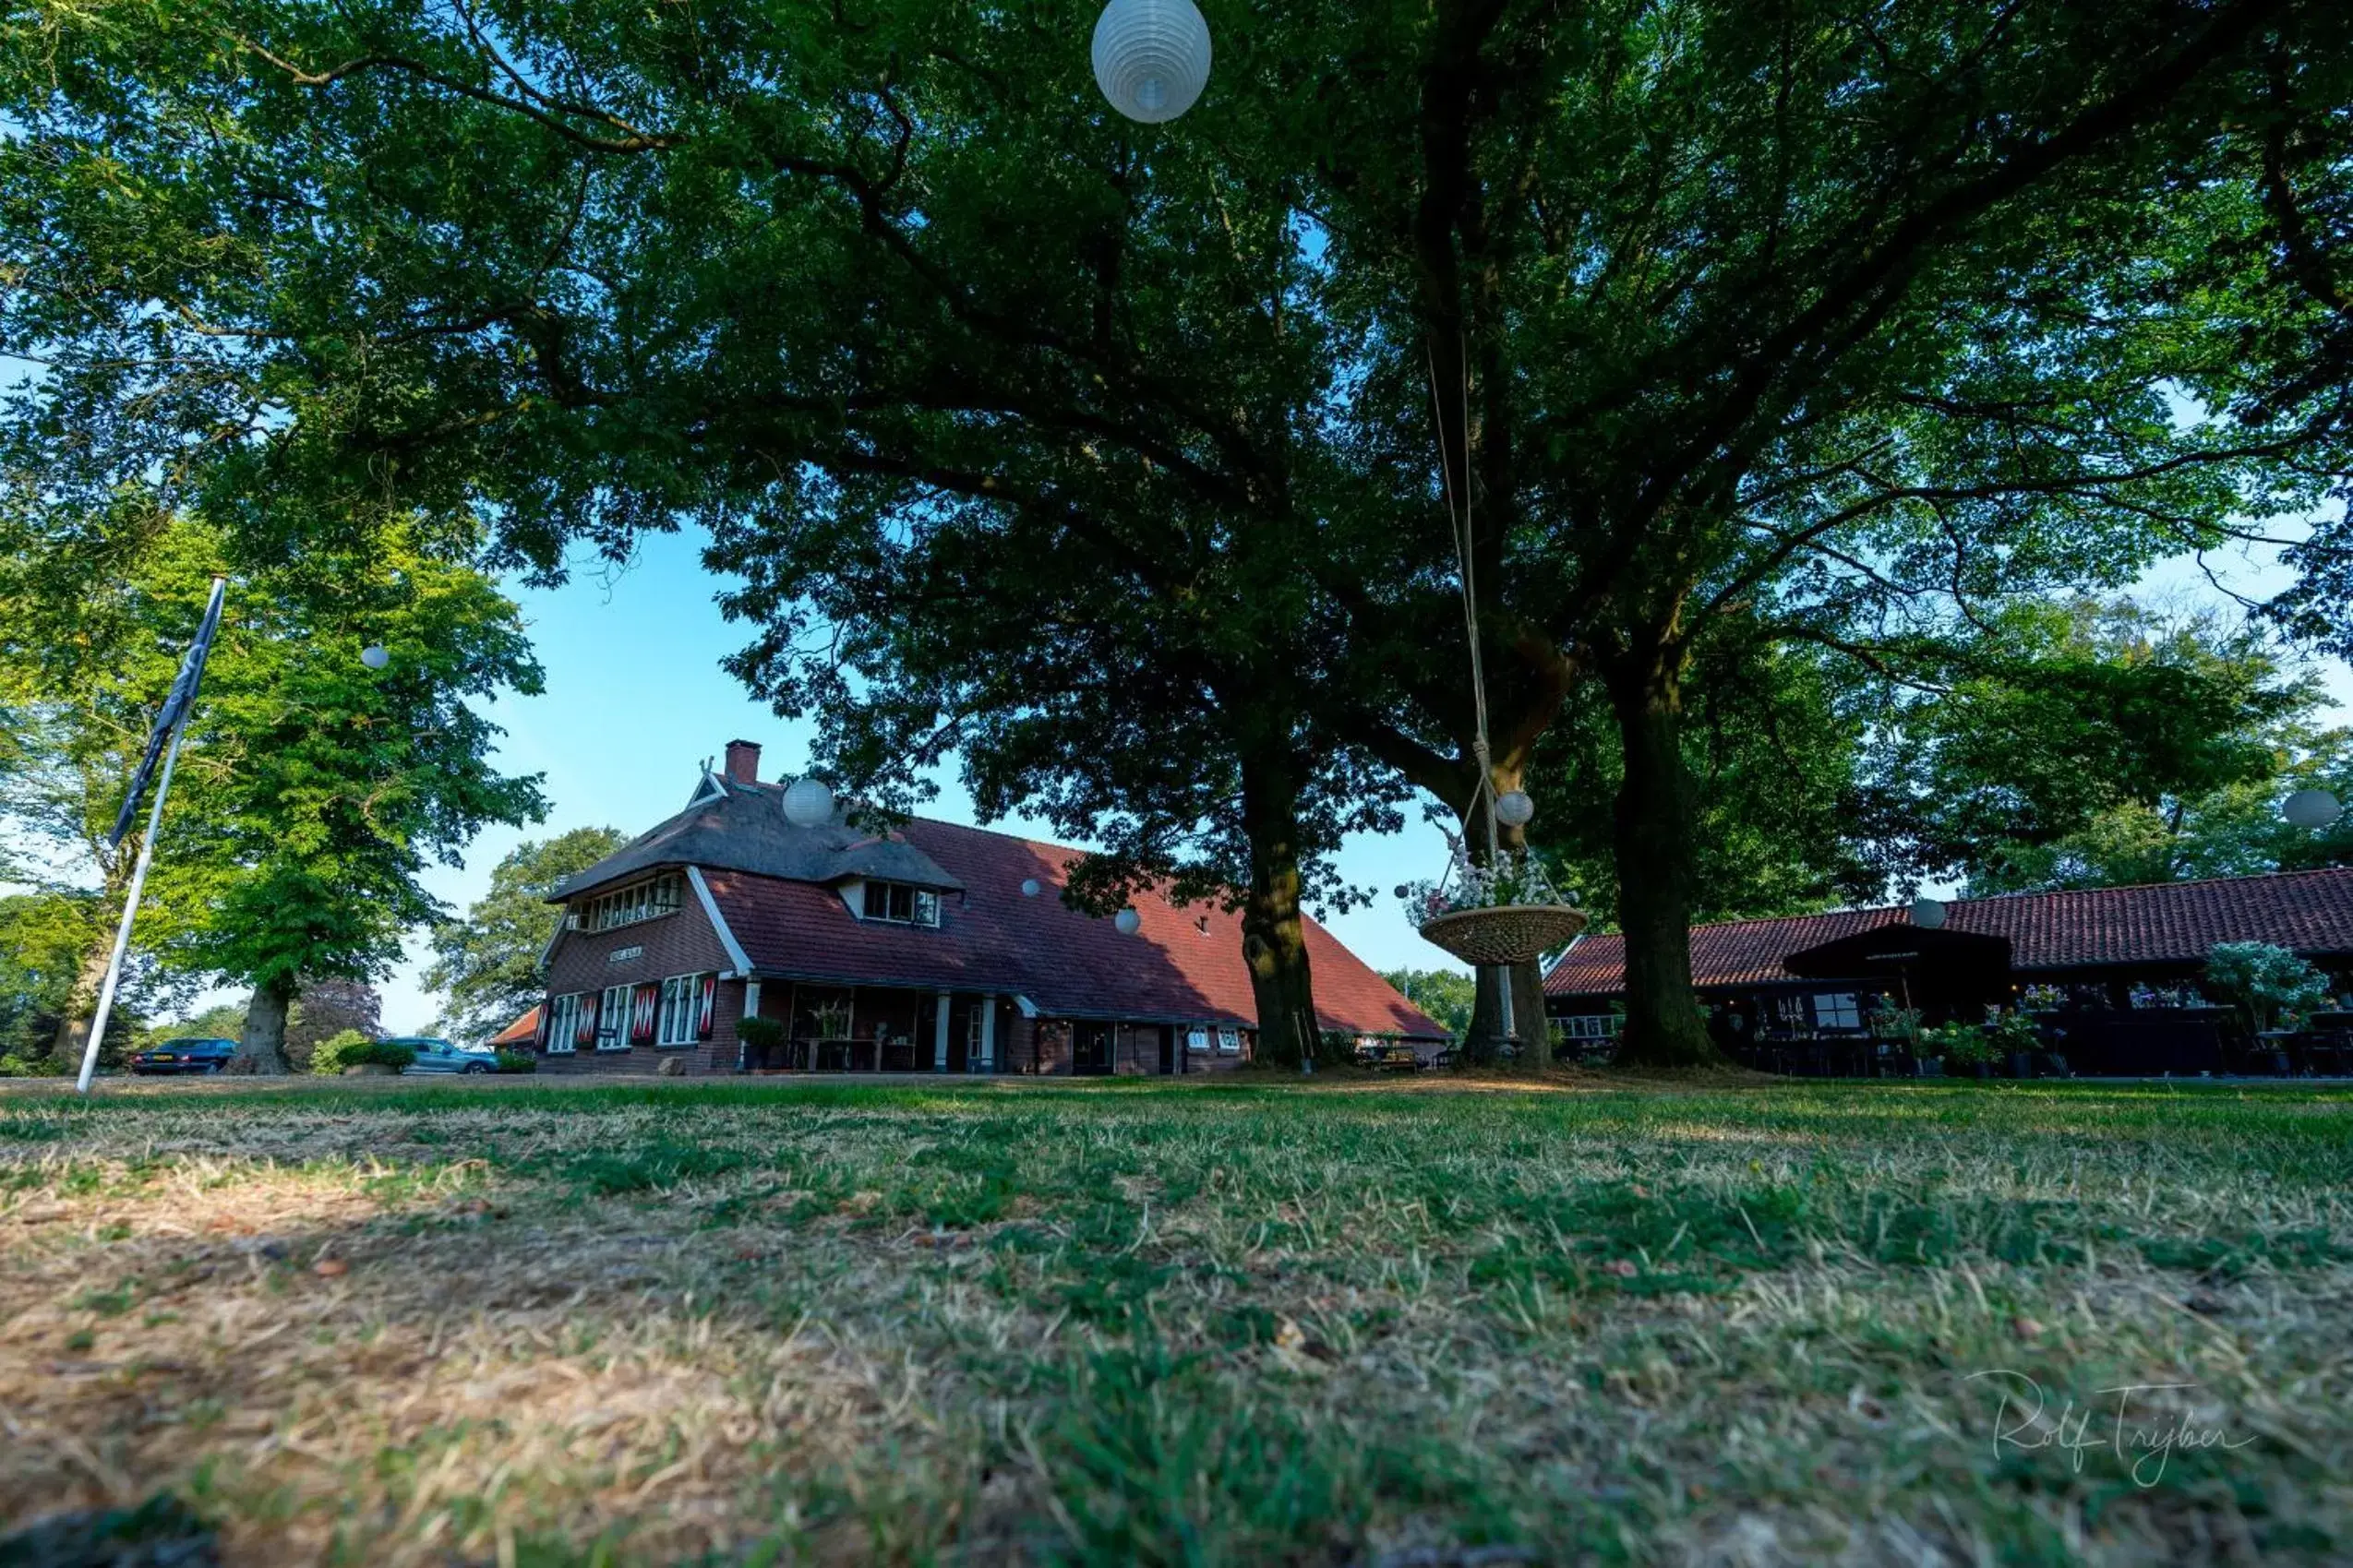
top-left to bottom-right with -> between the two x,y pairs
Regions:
107,577 -> 227,851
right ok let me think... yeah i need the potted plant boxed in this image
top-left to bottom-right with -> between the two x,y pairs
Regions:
1869,1004 -> 1937,1076
1985,1009 -> 2044,1080
1927,1023 -> 1999,1080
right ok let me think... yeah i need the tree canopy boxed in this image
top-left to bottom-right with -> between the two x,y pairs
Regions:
0,501 -> 548,1071
6,0 -> 2349,1067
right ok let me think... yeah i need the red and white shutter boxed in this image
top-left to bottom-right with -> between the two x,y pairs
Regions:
631,982 -> 660,1044
576,992 -> 599,1047
697,975 -> 718,1039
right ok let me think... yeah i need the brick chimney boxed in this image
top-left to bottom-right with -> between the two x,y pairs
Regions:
723,739 -> 762,786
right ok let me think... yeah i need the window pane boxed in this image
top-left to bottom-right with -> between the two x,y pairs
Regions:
863,882 -> 886,918
915,891 -> 940,927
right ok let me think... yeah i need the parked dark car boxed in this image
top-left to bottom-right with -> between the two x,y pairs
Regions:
128,1037 -> 237,1075
388,1037 -> 497,1075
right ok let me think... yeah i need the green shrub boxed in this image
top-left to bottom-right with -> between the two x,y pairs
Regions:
735,1015 -> 786,1053
0,1050 -> 67,1078
493,1049 -> 537,1074
1984,1010 -> 2042,1055
1924,1023 -> 1996,1067
310,1031 -> 414,1074
2206,941 -> 2332,1036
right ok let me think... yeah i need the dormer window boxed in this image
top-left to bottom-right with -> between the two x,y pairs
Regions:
861,880 -> 942,928
586,873 -> 685,932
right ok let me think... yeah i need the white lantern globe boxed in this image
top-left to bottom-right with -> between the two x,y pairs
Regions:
360,645 -> 390,670
1021,879 -> 1043,899
2283,789 -> 2343,830
1495,790 -> 1535,829
782,777 -> 835,829
1092,0 -> 1212,125
1910,897 -> 1948,930
1114,907 -> 1143,936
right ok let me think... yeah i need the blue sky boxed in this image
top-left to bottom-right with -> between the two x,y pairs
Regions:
341,524 -> 2353,1036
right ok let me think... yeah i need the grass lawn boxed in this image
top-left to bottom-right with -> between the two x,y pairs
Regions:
1,1075 -> 2347,1565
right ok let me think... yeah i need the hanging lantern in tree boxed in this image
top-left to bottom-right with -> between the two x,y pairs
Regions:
1114,908 -> 1143,936
782,777 -> 834,829
2284,789 -> 2343,830
1021,879 -> 1043,898
360,645 -> 390,670
1091,0 -> 1212,124
1495,791 -> 1535,829
1910,897 -> 1948,930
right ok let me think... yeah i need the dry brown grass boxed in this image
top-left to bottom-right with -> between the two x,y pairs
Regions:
2,1079 -> 2348,1565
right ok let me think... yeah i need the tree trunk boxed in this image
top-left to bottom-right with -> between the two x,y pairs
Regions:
1239,760 -> 1322,1071
49,936 -> 117,1069
1458,752 -> 1565,1073
233,976 -> 298,1075
1464,960 -> 1550,1068
1606,655 -> 1720,1070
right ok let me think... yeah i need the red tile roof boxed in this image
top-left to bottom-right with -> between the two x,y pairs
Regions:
705,815 -> 1447,1039
487,1006 -> 540,1047
1544,868 -> 2353,999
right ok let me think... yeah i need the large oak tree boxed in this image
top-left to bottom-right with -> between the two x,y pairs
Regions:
6,0 -> 2348,1065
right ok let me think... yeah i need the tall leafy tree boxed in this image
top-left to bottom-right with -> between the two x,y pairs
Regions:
0,504 -> 549,1072
1867,601 -> 2353,892
6,0 -> 2349,1073
424,826 -> 628,1043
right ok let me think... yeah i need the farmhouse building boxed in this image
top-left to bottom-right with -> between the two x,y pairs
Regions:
1546,868 -> 2353,1073
528,740 -> 1445,1075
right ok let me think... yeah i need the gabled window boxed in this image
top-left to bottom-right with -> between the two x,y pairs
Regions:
859,880 -> 942,928
587,873 -> 685,933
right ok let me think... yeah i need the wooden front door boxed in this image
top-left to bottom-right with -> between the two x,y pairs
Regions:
1072,1023 -> 1113,1076
945,997 -> 971,1074
1158,1025 -> 1177,1076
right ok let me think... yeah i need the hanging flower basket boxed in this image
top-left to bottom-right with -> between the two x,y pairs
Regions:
1419,904 -> 1587,967
1403,843 -> 1585,967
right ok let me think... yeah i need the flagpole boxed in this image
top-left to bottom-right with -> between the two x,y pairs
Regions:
77,577 -> 226,1095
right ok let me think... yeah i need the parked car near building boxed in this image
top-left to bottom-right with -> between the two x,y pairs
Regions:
385,1037 -> 496,1074
128,1038 -> 237,1075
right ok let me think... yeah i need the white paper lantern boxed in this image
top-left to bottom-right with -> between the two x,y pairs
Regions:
360,645 -> 390,670
1021,879 -> 1043,898
1092,0 -> 1211,125
1495,790 -> 1535,829
1910,897 -> 1948,930
2283,789 -> 2343,830
782,777 -> 834,829
1114,907 -> 1142,936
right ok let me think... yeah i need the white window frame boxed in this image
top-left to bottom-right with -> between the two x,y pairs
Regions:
546,993 -> 581,1055
657,973 -> 706,1047
1217,1025 -> 1241,1056
597,985 -> 632,1051
1186,1025 -> 1210,1054
1813,993 -> 1864,1031
1562,1014 -> 1621,1041
859,880 -> 942,928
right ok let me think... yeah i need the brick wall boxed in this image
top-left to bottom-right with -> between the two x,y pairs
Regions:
537,892 -> 743,1076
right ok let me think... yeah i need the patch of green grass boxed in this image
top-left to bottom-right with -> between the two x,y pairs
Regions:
6,1076 -> 2351,1565
557,1140 -> 750,1196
